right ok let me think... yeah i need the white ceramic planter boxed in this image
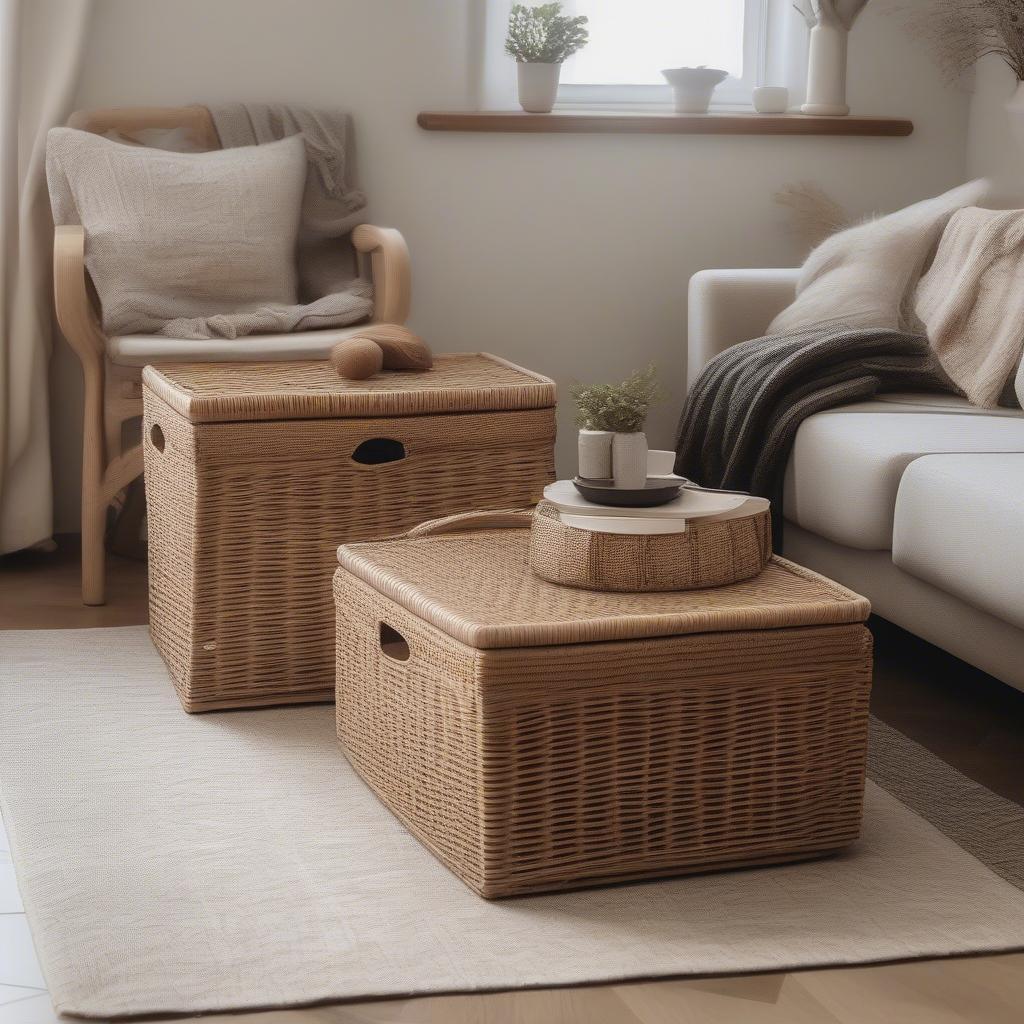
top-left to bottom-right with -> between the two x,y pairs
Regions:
517,62 -> 561,113
577,429 -> 613,480
612,432 -> 648,490
802,23 -> 849,115
661,67 -> 729,114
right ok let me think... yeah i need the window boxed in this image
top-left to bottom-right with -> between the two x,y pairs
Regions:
557,0 -> 767,108
476,0 -> 802,113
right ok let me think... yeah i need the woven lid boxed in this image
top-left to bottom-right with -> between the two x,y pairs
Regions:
142,353 -> 555,424
337,524 -> 870,650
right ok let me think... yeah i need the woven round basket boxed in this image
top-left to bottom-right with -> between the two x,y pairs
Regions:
528,499 -> 772,592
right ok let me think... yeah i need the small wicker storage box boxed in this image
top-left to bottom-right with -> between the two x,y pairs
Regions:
143,356 -> 555,712
529,498 -> 772,591
334,512 -> 873,899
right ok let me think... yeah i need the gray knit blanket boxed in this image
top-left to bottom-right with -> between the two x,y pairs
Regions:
674,322 -> 958,505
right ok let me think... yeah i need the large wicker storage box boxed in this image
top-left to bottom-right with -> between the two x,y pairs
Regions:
334,515 -> 873,899
142,355 -> 555,712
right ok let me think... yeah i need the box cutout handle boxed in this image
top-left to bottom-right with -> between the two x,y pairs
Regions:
353,438 -> 406,465
379,622 -> 410,661
150,424 -> 165,453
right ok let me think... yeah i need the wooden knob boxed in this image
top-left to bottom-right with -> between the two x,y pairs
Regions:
330,337 -> 384,380
349,324 -> 432,370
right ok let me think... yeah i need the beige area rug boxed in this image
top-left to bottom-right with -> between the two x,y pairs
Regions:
2,627 -> 1023,1019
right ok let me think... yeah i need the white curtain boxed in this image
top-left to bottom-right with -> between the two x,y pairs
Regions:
0,0 -> 92,554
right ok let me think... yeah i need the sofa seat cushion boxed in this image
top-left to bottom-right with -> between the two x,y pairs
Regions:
783,395 -> 1024,551
106,324 -> 371,366
893,454 -> 1024,630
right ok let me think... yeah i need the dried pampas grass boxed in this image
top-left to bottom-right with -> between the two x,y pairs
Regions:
774,182 -> 852,250
898,0 -> 1024,82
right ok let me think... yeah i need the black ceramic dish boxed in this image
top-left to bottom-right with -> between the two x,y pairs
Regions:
572,477 -> 682,508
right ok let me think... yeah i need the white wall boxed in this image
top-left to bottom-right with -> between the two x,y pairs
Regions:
51,0 -> 970,530
966,54 -> 1022,195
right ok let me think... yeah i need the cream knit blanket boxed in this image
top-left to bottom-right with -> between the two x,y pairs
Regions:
915,207 -> 1024,408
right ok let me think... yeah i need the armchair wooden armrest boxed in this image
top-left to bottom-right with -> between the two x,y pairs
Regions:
54,224 -> 144,605
54,225 -> 105,366
353,224 -> 411,325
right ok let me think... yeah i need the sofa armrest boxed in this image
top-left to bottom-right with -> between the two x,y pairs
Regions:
352,224 -> 411,325
687,268 -> 799,384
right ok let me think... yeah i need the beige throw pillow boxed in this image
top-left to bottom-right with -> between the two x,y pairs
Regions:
769,179 -> 990,335
46,127 -> 306,336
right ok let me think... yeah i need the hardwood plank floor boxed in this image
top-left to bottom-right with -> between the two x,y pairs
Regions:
2,536 -> 1022,1023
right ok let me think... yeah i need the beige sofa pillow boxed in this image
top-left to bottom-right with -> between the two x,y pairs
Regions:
769,179 -> 990,335
46,127 -> 306,336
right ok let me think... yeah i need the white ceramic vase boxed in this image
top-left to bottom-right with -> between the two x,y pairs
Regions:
612,432 -> 648,490
517,62 -> 561,113
661,67 -> 729,114
577,429 -> 613,480
1007,81 -> 1024,161
802,22 -> 850,115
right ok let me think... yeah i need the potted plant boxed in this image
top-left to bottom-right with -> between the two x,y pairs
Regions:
571,367 -> 662,489
505,2 -> 589,113
661,67 -> 730,113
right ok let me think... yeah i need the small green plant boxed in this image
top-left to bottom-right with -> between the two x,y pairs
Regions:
505,3 -> 589,64
571,366 -> 662,434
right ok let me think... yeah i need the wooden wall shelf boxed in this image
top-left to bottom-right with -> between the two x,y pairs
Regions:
417,111 -> 914,137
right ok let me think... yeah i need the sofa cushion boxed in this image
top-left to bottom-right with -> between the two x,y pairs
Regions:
783,395 -> 1024,550
893,454 -> 1024,630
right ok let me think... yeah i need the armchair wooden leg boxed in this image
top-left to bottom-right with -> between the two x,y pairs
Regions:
81,486 -> 107,607
81,380 -> 107,606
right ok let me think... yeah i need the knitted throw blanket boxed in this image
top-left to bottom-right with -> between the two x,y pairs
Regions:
674,322 -> 957,505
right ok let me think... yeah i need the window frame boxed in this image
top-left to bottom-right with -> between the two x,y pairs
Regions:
555,0 -> 769,110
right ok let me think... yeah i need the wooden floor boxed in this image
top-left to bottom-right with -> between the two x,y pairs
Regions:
2,537 -> 1023,1023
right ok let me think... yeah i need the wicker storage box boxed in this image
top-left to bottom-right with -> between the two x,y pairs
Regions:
529,498 -> 772,592
334,512 -> 873,899
142,356 -> 555,712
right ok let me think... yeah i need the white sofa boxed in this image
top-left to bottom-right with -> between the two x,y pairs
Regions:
689,269 -> 1024,692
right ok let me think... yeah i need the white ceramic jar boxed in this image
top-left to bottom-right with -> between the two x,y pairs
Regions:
753,86 -> 789,114
577,429 -> 613,480
612,432 -> 649,490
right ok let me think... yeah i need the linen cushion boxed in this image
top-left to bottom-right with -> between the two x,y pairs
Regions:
782,395 -> 1024,550
892,453 -> 1024,629
46,127 -> 306,336
768,179 -> 989,335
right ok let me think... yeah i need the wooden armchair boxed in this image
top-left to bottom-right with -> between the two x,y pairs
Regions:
53,105 -> 411,605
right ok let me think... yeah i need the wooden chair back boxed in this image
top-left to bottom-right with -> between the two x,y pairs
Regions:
66,105 -> 220,150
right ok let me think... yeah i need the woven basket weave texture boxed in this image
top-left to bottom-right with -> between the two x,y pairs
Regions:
528,499 -> 772,591
143,355 -> 556,712
334,522 -> 873,898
